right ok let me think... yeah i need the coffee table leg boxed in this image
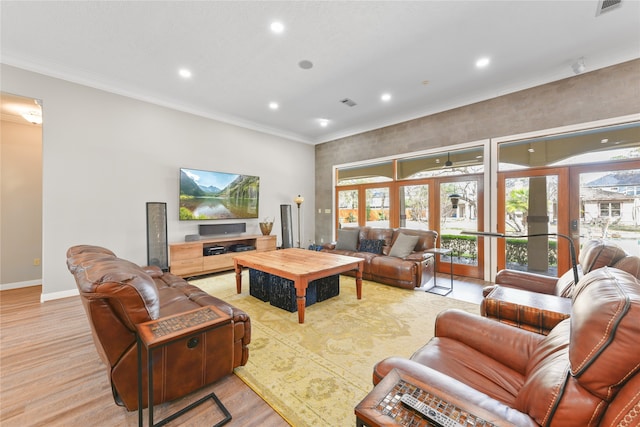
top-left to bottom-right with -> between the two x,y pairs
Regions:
296,281 -> 308,324
234,260 -> 242,294
355,261 -> 363,299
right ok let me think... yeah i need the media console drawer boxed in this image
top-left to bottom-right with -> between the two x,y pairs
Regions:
169,235 -> 275,277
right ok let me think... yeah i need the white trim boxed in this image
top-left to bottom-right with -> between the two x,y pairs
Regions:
492,114 -> 640,145
0,280 -> 41,291
40,288 -> 79,302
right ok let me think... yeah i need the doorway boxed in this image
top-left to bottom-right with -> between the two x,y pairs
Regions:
0,92 -> 43,288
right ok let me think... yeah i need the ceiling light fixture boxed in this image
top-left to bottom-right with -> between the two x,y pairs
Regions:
381,93 -> 391,102
475,57 -> 490,68
298,60 -> 313,70
178,68 -> 192,78
572,57 -> 586,75
270,21 -> 284,34
22,111 -> 42,125
269,102 -> 279,110
318,119 -> 329,127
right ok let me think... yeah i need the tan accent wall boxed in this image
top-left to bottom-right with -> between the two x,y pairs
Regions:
314,59 -> 640,243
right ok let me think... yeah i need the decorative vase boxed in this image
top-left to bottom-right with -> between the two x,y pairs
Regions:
259,219 -> 274,235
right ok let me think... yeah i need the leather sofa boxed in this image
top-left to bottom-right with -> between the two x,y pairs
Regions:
66,245 -> 251,411
321,226 -> 438,289
372,267 -> 640,426
485,238 -> 640,297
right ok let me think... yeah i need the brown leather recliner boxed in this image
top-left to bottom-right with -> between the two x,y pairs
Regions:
373,267 -> 640,426
484,239 -> 640,297
66,245 -> 251,411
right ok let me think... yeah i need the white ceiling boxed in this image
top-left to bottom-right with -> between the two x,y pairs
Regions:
2,1 -> 639,144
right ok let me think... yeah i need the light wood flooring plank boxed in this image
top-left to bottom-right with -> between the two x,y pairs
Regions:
0,286 -> 289,427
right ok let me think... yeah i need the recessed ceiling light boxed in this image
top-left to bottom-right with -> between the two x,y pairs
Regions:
299,60 -> 313,70
475,57 -> 490,68
270,21 -> 284,34
269,102 -> 279,110
318,119 -> 329,127
179,68 -> 192,78
381,93 -> 391,102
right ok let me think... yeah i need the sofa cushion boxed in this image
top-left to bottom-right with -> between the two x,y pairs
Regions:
335,228 -> 359,251
389,232 -> 419,258
359,238 -> 384,254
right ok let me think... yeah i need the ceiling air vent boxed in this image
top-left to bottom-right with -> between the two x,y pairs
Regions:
596,0 -> 622,16
340,98 -> 357,107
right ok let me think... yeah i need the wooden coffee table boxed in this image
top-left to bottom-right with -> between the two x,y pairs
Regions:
234,248 -> 364,324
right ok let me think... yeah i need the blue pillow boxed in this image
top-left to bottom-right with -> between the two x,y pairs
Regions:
359,239 -> 384,254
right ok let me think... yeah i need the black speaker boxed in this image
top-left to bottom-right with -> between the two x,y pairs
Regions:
281,204 -> 293,248
199,223 -> 246,236
146,202 -> 168,271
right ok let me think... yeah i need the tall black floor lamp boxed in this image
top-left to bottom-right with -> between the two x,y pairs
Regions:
462,231 -> 579,285
294,195 -> 304,248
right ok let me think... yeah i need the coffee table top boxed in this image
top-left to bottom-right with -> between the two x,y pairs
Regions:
234,248 -> 362,278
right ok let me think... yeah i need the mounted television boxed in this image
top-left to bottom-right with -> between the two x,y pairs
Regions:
179,168 -> 259,220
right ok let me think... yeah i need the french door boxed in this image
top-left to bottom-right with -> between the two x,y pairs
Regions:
497,160 -> 640,278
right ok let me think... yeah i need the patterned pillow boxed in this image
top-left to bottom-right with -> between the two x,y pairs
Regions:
359,239 -> 385,254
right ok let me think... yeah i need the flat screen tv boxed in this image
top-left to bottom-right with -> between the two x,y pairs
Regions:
179,168 -> 259,220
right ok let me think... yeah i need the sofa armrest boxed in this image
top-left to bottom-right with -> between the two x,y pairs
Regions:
434,309 -> 544,375
481,286 -> 571,335
321,242 -> 336,250
369,366 -> 536,427
495,269 -> 558,294
404,252 -> 429,262
141,265 -> 164,278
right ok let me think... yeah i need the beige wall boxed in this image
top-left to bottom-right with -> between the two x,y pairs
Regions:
1,64 -> 315,299
314,59 -> 640,244
0,119 -> 42,285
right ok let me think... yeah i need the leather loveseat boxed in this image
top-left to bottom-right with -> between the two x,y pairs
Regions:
66,245 -> 251,411
321,226 -> 438,289
372,267 -> 640,426
485,238 -> 640,298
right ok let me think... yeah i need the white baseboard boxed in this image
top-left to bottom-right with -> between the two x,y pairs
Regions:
0,280 -> 41,291
41,288 -> 79,302
0,280 -> 79,302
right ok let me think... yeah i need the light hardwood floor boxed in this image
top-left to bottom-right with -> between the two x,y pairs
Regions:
0,276 -> 485,427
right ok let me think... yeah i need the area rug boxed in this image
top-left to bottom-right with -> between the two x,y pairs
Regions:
191,272 -> 480,426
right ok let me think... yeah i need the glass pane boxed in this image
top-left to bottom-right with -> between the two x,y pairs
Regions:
499,122 -> 640,171
440,181 -> 478,266
399,184 -> 429,230
365,187 -> 390,228
503,175 -> 559,276
397,147 -> 484,179
337,162 -> 393,185
337,189 -> 359,228
580,169 -> 640,255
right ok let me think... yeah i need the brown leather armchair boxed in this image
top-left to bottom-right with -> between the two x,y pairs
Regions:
373,267 -> 640,426
66,245 -> 251,411
485,239 -> 640,297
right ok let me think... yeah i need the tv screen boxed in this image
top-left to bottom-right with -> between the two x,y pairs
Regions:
179,168 -> 259,220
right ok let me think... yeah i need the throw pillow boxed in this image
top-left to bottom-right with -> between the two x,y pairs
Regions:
389,233 -> 420,258
335,229 -> 359,251
359,239 -> 385,254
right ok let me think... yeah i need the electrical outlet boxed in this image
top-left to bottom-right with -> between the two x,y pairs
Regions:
33,258 -> 41,266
